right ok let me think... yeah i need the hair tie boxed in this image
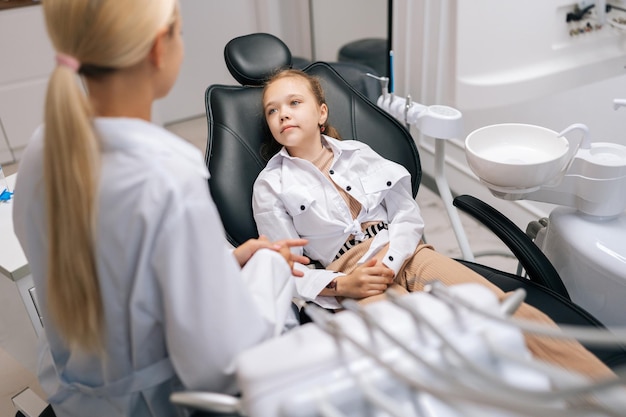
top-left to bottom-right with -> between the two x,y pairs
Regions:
56,53 -> 81,72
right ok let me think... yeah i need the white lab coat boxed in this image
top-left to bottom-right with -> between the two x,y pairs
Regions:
253,135 -> 424,309
13,117 -> 297,417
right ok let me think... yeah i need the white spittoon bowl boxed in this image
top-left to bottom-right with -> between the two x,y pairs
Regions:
465,123 -> 570,192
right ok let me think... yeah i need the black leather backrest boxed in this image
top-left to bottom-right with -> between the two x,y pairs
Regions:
205,62 -> 421,247
305,62 -> 421,193
205,85 -> 266,247
322,61 -> 382,103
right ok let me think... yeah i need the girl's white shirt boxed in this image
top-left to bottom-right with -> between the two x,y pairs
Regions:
253,135 -> 424,309
13,117 -> 297,417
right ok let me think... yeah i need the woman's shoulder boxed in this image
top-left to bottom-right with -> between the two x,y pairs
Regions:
98,118 -> 208,179
15,125 -> 45,186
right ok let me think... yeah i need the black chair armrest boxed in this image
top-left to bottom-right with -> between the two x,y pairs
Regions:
453,194 -> 570,300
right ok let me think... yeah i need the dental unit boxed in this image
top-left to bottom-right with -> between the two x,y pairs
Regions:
464,102 -> 626,330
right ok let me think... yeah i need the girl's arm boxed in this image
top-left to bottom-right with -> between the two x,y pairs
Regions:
376,163 -> 425,275
320,259 -> 394,299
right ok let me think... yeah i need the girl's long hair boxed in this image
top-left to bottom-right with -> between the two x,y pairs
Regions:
42,0 -> 177,353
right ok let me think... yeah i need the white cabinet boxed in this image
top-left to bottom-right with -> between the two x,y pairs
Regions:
0,117 -> 11,164
0,174 -> 41,374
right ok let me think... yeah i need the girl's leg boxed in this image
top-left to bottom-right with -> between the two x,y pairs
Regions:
395,244 -> 614,379
395,243 -> 505,294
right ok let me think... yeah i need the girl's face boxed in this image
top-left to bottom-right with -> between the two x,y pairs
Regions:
263,75 -> 328,159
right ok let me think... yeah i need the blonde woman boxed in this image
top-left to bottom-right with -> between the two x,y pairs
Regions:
12,1 -> 307,416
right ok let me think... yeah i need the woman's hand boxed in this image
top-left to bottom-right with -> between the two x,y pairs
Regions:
331,258 -> 395,299
272,240 -> 310,277
234,235 -> 309,276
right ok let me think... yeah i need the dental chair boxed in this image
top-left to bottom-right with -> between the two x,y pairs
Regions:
203,32 -> 626,378
171,31 -> 626,417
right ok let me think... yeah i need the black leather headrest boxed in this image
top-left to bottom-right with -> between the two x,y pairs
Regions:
224,33 -> 292,86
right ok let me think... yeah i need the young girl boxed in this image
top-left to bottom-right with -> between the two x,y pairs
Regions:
12,2 -> 306,416
252,68 -> 614,379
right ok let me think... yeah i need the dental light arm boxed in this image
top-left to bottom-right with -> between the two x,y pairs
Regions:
375,91 -> 463,140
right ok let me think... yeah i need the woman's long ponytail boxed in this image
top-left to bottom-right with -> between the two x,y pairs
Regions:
41,0 -> 177,353
43,64 -> 102,352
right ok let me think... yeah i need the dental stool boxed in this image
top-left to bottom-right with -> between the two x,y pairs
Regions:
323,61 -> 382,103
337,37 -> 388,78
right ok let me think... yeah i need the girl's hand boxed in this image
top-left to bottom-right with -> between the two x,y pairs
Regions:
326,259 -> 394,299
234,236 -> 309,276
